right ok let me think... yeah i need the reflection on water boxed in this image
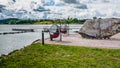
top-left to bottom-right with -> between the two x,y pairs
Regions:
0,25 -> 82,56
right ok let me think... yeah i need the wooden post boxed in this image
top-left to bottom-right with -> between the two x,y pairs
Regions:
42,31 -> 44,45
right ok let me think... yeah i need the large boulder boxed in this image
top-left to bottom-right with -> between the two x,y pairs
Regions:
79,18 -> 120,39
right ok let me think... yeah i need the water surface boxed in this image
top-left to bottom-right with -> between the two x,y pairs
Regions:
0,25 -> 82,56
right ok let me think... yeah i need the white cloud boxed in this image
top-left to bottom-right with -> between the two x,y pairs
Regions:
0,0 -> 120,19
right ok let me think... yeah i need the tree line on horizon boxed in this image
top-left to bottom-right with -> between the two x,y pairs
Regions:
0,18 -> 86,24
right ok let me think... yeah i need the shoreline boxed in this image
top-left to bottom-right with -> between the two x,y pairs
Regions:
1,32 -> 120,57
1,33 -> 120,57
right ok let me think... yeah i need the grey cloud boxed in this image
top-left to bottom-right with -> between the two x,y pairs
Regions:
12,0 -> 16,2
61,0 -> 79,4
75,4 -> 87,9
30,2 -> 50,12
0,5 -> 6,12
113,12 -> 120,17
61,0 -> 87,9
95,11 -> 106,17
33,6 -> 50,12
0,5 -> 5,8
101,0 -> 110,3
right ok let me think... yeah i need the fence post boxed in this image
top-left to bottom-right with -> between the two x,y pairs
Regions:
42,31 -> 44,45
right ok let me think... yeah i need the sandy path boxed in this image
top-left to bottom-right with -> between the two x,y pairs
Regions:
45,33 -> 120,49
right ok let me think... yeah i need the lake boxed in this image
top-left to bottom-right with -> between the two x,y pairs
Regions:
0,24 -> 82,56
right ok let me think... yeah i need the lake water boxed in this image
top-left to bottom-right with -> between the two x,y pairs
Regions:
0,25 -> 82,56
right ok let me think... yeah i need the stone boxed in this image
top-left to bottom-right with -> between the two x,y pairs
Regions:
79,18 -> 120,39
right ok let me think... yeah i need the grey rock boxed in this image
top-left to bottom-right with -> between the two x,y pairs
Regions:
79,18 -> 120,39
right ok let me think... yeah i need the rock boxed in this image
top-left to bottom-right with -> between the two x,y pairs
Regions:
79,18 -> 120,39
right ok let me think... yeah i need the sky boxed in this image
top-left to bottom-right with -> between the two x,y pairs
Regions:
0,0 -> 120,19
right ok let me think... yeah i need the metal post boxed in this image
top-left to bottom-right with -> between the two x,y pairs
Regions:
42,31 -> 44,45
68,21 -> 69,36
50,36 -> 53,41
60,20 -> 62,41
98,18 -> 101,39
67,18 -> 70,36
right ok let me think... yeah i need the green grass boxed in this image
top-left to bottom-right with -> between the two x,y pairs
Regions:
34,21 -> 53,24
0,43 -> 120,68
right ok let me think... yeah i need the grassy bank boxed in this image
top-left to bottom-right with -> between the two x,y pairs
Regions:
0,43 -> 120,68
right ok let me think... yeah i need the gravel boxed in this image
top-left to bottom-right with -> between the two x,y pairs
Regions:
45,33 -> 120,49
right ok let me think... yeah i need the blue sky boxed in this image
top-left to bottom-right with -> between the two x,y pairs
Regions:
0,0 -> 120,19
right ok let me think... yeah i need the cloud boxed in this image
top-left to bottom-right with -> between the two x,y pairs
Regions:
33,6 -> 50,12
61,0 -> 79,4
0,5 -> 5,8
0,0 -> 120,19
74,4 -> 87,9
0,5 -> 6,12
12,0 -> 16,2
43,0 -> 55,6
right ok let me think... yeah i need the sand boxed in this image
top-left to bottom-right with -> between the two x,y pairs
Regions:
44,33 -> 120,49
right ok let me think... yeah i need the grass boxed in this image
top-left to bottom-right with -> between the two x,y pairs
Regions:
0,43 -> 120,68
34,21 -> 53,24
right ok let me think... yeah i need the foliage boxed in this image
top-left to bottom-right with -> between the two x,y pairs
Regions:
34,21 -> 53,24
0,18 -> 19,24
0,18 -> 86,24
0,18 -> 36,24
0,43 -> 120,68
66,18 -> 86,24
8,19 -> 35,24
93,16 -> 97,19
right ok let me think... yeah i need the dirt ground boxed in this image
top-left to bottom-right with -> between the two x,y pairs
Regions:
45,33 -> 120,49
